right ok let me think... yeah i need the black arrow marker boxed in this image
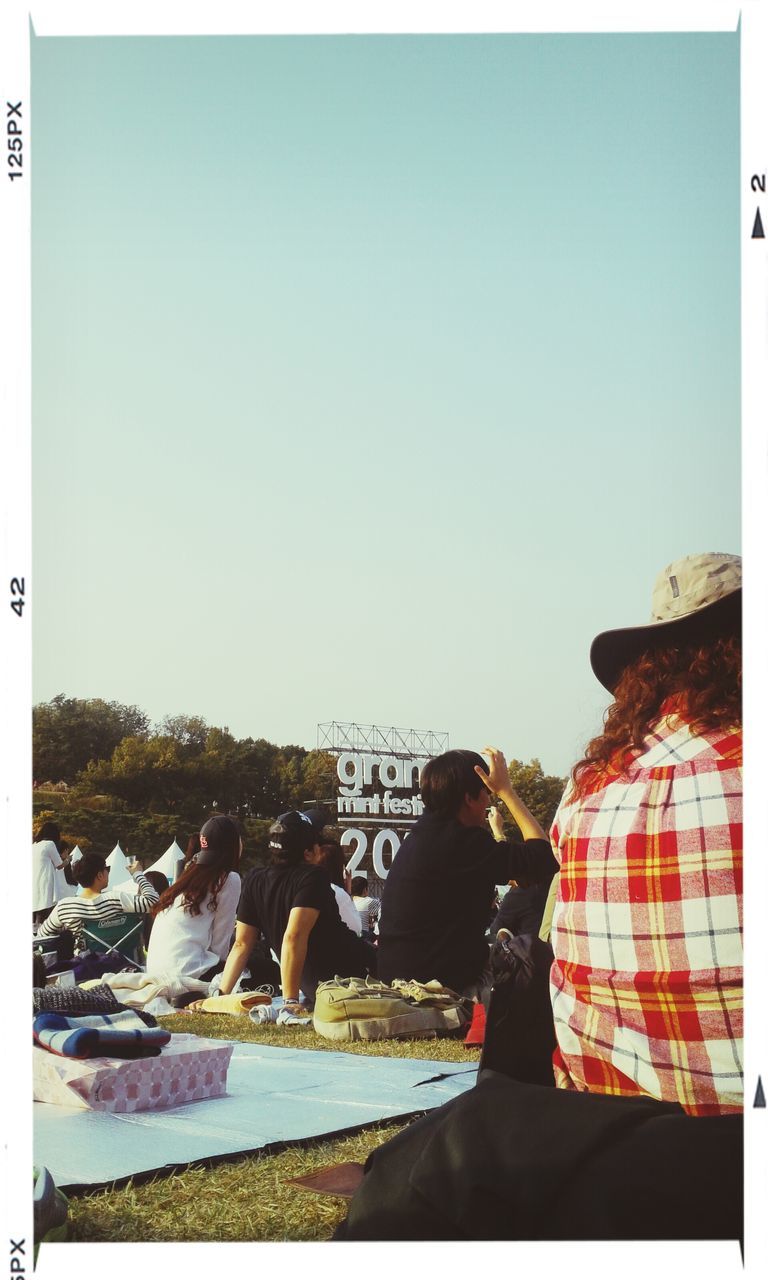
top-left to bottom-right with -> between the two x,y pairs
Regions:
754,1075 -> 766,1107
752,209 -> 765,239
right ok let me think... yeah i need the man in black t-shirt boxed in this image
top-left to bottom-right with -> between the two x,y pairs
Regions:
218,810 -> 375,1009
378,748 -> 558,1003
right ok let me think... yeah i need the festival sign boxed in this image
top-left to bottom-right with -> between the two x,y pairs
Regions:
317,722 -> 448,884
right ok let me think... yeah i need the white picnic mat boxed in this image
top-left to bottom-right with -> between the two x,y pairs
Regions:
34,1041 -> 477,1190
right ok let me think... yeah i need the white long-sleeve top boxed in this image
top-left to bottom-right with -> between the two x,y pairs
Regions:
32,840 -> 63,911
146,872 -> 241,979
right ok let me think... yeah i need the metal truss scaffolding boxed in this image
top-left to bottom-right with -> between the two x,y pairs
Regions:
317,722 -> 448,758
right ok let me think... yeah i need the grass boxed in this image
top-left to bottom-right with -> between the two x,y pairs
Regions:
162,1008 -> 480,1059
60,1012 -> 480,1243
65,1121 -> 406,1243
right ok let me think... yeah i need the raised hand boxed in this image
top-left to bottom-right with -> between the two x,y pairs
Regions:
474,746 -> 510,795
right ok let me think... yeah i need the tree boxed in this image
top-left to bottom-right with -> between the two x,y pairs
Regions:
502,758 -> 567,835
232,738 -> 285,816
76,735 -> 189,809
33,695 -> 150,785
300,750 -> 338,807
157,714 -> 209,750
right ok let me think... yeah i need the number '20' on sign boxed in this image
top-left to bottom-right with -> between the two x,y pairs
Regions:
341,828 -> 400,880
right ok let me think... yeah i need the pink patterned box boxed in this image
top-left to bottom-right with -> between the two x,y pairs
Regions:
33,1033 -> 234,1113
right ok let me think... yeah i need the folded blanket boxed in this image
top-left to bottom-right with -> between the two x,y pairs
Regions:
82,971 -> 212,1008
33,985 -> 125,1016
196,992 -> 272,1016
33,1010 -> 171,1059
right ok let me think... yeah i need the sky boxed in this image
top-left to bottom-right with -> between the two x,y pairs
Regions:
31,29 -> 741,777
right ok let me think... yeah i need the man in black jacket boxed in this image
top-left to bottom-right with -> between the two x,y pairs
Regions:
377,747 -> 558,1003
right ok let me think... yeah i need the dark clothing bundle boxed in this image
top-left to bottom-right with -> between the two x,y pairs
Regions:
378,812 -> 557,991
480,932 -> 557,1086
337,917 -> 742,1243
236,862 -> 375,1000
334,1071 -> 743,1242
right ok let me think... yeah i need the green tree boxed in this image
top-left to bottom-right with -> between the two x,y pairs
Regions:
300,750 -> 338,807
33,695 -> 149,784
232,738 -> 285,816
157,714 -> 209,750
77,736 -> 191,810
499,758 -> 567,835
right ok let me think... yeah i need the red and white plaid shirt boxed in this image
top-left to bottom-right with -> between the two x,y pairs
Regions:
549,712 -> 743,1116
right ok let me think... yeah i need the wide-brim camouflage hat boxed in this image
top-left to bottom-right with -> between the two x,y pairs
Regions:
590,552 -> 742,694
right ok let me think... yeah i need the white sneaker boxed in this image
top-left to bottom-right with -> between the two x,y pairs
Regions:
276,1006 -> 312,1027
251,1004 -> 279,1024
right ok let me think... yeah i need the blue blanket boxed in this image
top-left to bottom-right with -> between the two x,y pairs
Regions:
33,1011 -> 171,1059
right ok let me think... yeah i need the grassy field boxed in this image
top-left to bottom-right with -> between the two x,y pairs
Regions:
62,1012 -> 480,1244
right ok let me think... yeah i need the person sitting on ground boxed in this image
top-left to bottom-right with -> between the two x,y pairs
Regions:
36,852 -> 159,951
32,822 -> 64,927
377,748 -> 558,1004
146,815 -> 242,981
549,552 -> 743,1116
350,875 -> 381,941
217,809 -> 377,1012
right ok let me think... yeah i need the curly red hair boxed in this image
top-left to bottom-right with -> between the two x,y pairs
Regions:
571,634 -> 741,799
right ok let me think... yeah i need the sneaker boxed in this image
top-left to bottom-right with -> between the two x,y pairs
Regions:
251,1004 -> 279,1024
276,1006 -> 313,1027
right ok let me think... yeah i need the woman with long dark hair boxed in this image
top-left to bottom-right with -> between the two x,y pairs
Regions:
146,814 -> 242,980
549,553 -> 742,1117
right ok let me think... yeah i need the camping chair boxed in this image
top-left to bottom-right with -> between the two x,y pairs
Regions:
80,913 -> 146,969
33,931 -> 75,985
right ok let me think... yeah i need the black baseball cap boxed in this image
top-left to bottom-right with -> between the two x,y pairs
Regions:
268,808 -> 326,858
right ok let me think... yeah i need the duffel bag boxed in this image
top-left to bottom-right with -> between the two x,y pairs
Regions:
312,976 -> 472,1042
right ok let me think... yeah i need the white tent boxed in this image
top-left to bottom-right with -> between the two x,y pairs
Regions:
106,841 -> 131,889
146,839 -> 185,882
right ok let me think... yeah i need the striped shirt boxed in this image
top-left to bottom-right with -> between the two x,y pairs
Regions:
549,713 -> 743,1117
36,874 -> 159,950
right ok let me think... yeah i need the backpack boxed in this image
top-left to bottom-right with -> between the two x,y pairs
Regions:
312,976 -> 472,1042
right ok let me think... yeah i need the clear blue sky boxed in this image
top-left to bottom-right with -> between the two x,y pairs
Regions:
31,31 -> 740,777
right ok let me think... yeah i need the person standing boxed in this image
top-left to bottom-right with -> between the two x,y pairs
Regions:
32,822 -> 63,927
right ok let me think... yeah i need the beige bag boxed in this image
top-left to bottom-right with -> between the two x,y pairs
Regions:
312,976 -> 472,1042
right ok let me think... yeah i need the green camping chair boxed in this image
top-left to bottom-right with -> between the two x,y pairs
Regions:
80,912 -> 146,968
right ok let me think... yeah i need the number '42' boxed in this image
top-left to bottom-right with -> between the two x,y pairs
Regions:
10,577 -> 25,616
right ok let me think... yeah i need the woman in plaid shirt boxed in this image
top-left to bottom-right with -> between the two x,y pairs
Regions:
550,553 -> 742,1117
